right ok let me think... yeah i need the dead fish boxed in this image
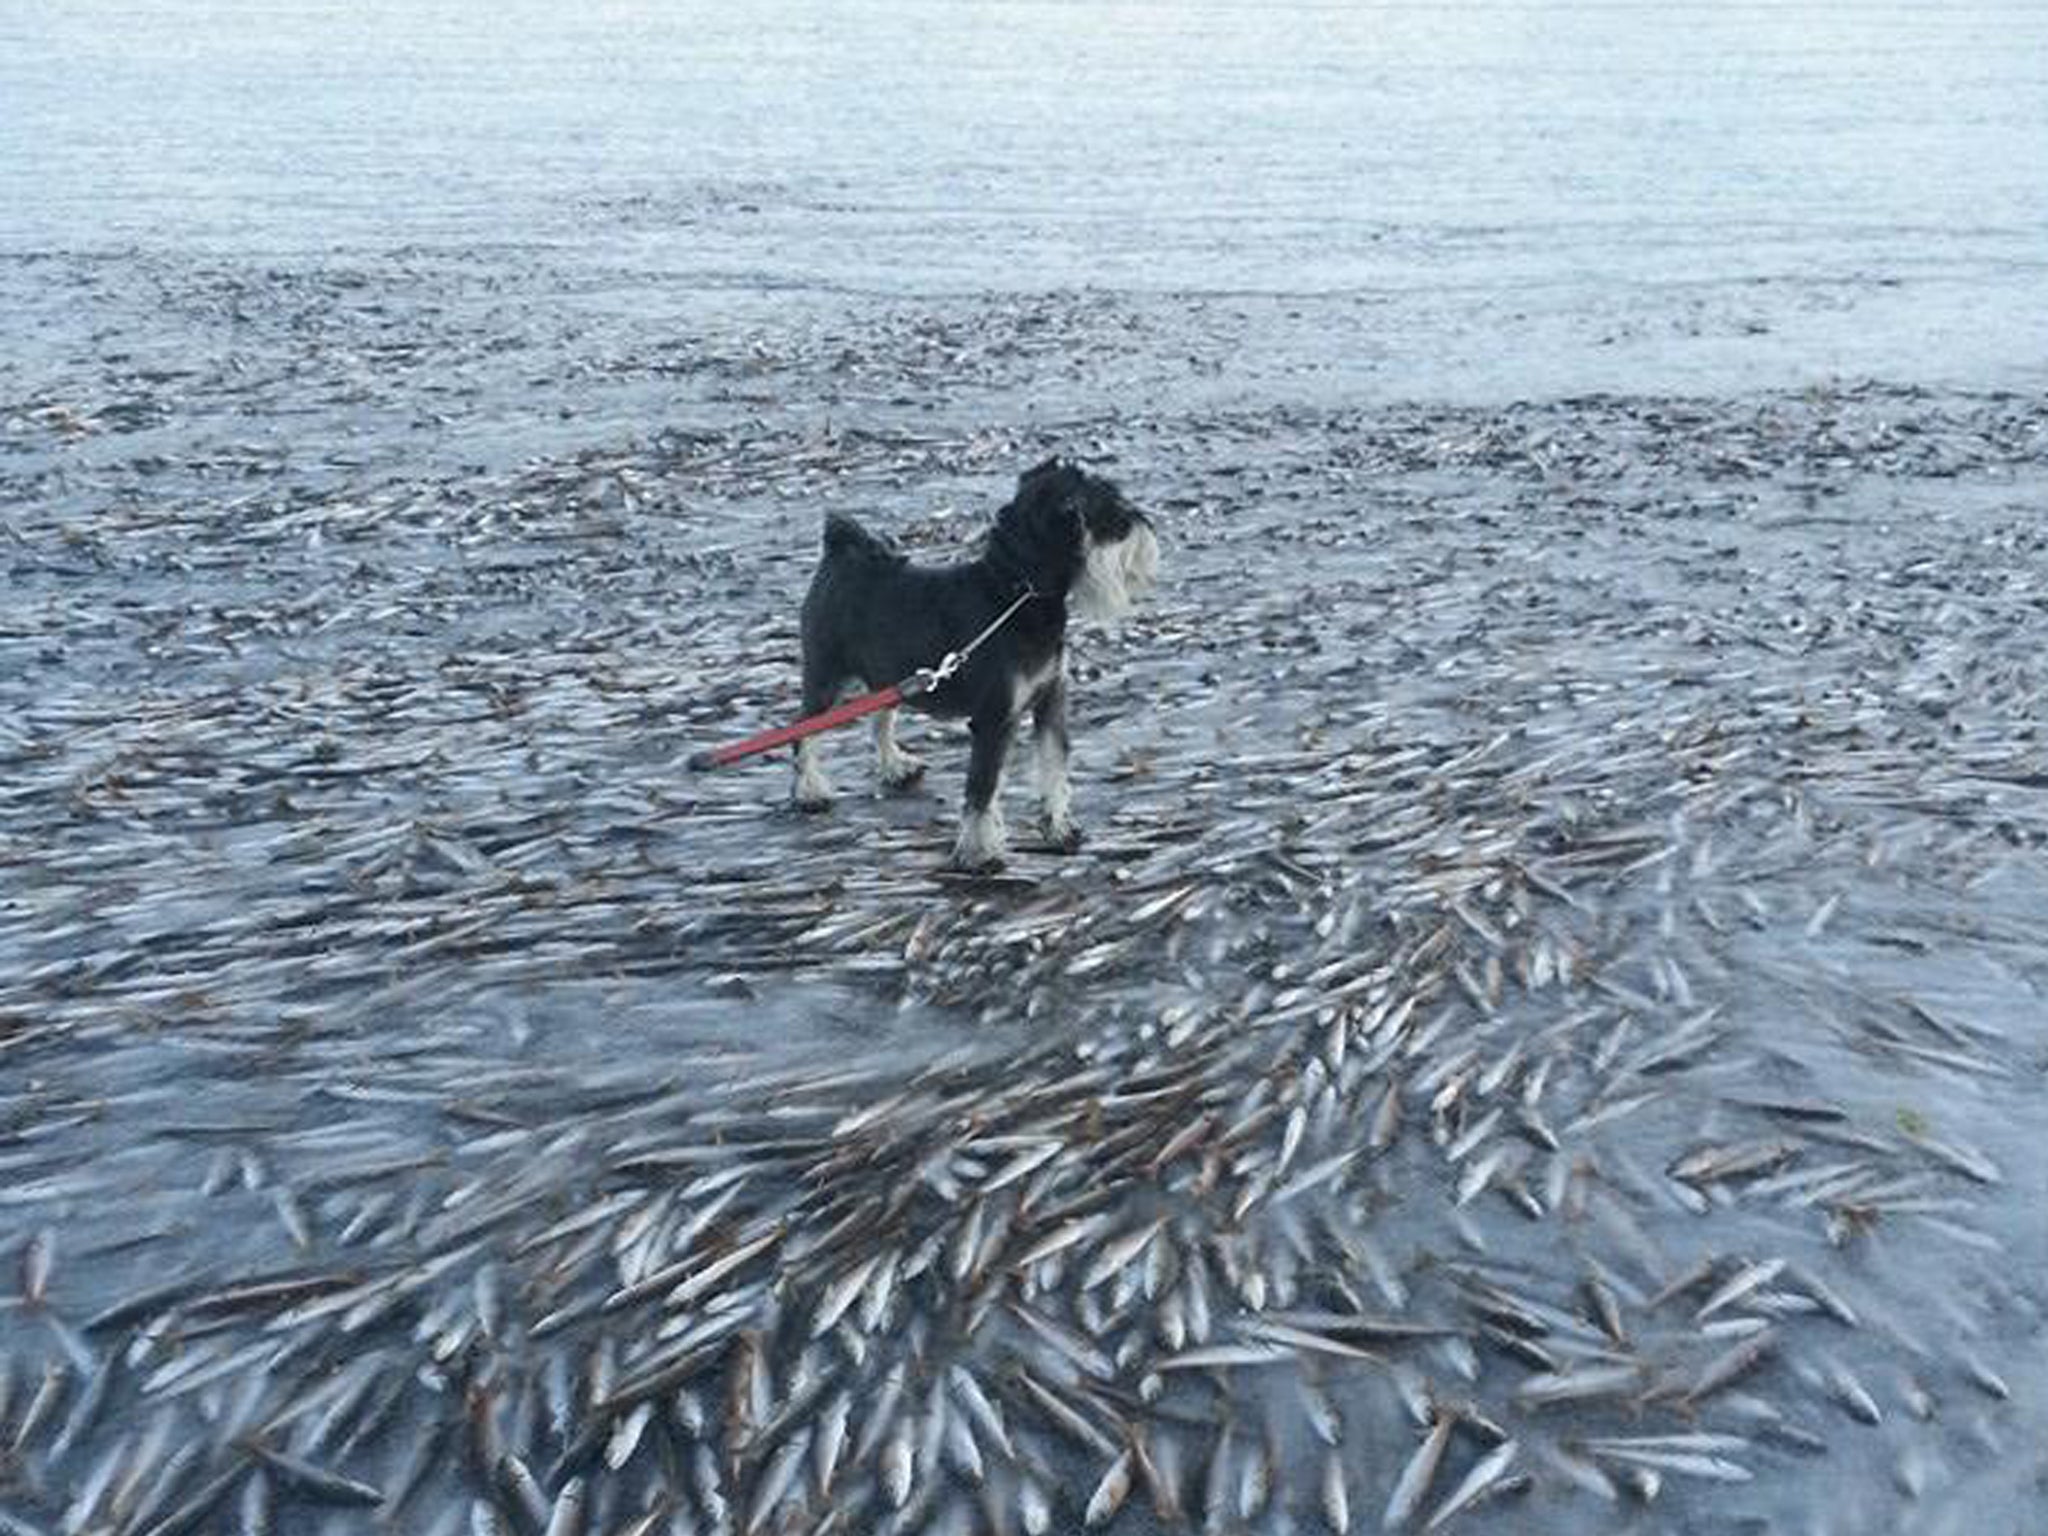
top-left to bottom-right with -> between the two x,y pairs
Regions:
1544,1443 -> 1619,1502
496,1454 -> 551,1531
1237,1317 -> 1383,1364
813,1389 -> 852,1495
1805,892 -> 1842,937
943,1403 -> 985,1484
271,1187 -> 312,1250
1010,1366 -> 1117,1458
1235,1434 -> 1271,1522
809,1252 -> 885,1339
948,1200 -> 985,1286
745,1427 -> 810,1534
1011,1214 -> 1109,1274
1274,1147 -> 1360,1205
1454,1144 -> 1510,1207
1295,1375 -> 1342,1447
542,1477 -> 586,1536
1085,1449 -> 1133,1527
1081,1218 -> 1166,1292
1368,1083 -> 1402,1150
1276,1104 -> 1308,1179
1565,1090 -> 1662,1138
236,1469 -> 272,1536
1383,1412 -> 1455,1529
1581,1271 -> 1628,1343
1619,1464 -> 1662,1503
1696,1259 -> 1787,1322
247,1444 -> 383,1507
1149,1112 -> 1216,1173
693,1442 -> 730,1528
21,1227 -> 55,1305
127,1461 -> 248,1536
1821,1359 -> 1883,1425
882,1423 -> 916,1510
11,1361 -> 67,1453
1017,1475 -> 1053,1536
1156,1343 -> 1292,1373
1785,1264 -> 1861,1328
1514,1364 -> 1643,1407
1962,1355 -> 2011,1401
1669,1138 -> 1799,1185
1444,1108 -> 1502,1164
1424,1439 -> 1518,1529
985,1140 -> 1064,1192
666,1222 -> 785,1307
1321,1449 -> 1350,1533
1681,1329 -> 1778,1405
1595,1446 -> 1753,1483
949,1366 -> 1013,1460
1647,1254 -> 1719,1309
48,1353 -> 113,1462
65,1436 -> 128,1533
604,1402 -> 652,1471
1903,1131 -> 2002,1186
1008,1300 -> 1115,1379
1201,1423 -> 1238,1534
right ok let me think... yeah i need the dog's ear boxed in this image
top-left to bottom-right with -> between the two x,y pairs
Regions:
1014,460 -> 1085,520
991,463 -> 1086,592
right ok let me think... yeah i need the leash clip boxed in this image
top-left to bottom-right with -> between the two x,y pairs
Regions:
905,586 -> 1033,697
909,650 -> 963,696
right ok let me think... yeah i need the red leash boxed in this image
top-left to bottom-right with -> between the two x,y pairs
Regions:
686,585 -> 1036,773
687,679 -> 914,771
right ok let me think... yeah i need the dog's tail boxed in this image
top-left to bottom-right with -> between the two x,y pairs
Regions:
821,512 -> 901,566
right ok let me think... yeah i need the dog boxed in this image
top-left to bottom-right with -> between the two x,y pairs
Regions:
793,458 -> 1160,870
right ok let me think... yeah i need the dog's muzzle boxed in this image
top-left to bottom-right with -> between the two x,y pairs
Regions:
1072,518 -> 1160,623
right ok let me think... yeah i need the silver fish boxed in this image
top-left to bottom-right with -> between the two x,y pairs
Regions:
1384,1417 -> 1449,1531
1321,1449 -> 1351,1533
1424,1438 -> 1519,1530
745,1427 -> 810,1534
1084,1449 -> 1133,1527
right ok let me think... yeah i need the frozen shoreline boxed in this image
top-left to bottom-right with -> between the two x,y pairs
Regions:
6,306 -> 2048,1529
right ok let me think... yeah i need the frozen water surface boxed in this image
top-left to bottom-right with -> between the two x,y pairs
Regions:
7,0 -> 2048,400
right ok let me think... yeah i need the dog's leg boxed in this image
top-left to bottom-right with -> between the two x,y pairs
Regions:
793,735 -> 834,811
791,671 -> 837,812
873,707 -> 925,792
951,711 -> 1015,871
1032,672 -> 1083,853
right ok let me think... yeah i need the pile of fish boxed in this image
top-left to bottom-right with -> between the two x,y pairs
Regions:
4,382 -> 2048,1534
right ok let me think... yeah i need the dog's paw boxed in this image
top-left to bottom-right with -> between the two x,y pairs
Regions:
878,758 -> 927,793
1043,819 -> 1087,854
791,790 -> 835,814
951,808 -> 1007,871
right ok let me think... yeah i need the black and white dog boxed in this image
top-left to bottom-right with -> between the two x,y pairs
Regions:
794,458 -> 1160,870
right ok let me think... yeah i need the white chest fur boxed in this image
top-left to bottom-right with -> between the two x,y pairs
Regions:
1010,653 -> 1062,722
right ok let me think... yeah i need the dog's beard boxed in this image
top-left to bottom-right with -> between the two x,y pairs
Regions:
1070,522 -> 1160,623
